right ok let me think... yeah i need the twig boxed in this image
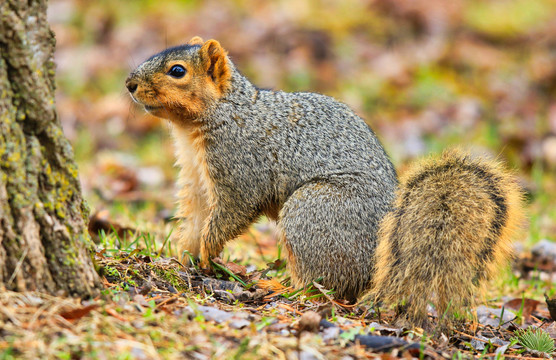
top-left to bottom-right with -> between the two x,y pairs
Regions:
8,248 -> 28,286
155,295 -> 179,308
263,287 -> 294,301
278,303 -> 303,316
453,329 -> 501,347
312,281 -> 357,309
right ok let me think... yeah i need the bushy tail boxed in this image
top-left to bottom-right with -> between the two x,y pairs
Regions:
369,148 -> 524,329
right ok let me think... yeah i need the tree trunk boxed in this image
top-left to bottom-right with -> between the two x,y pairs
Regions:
0,0 -> 100,296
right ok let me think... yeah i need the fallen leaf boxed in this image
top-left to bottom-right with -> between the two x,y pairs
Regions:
229,319 -> 251,329
59,304 -> 98,321
475,305 -> 515,328
504,298 -> 540,322
212,258 -> 247,277
354,334 -> 418,351
195,305 -> 233,323
258,278 -> 288,292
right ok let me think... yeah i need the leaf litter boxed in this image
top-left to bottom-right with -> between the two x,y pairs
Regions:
1,240 -> 556,359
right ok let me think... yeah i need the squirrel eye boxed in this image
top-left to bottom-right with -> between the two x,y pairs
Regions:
167,65 -> 186,78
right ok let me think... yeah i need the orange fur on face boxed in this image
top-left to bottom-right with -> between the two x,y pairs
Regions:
131,41 -> 232,127
151,72 -> 216,125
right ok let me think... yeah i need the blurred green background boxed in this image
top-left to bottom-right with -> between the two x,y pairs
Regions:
49,0 -> 556,249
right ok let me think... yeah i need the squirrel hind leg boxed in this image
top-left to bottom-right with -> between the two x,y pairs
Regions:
277,178 -> 390,302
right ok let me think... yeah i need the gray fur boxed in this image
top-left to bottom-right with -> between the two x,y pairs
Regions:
129,44 -> 398,300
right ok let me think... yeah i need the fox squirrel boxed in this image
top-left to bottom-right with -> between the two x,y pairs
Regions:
126,37 -> 524,327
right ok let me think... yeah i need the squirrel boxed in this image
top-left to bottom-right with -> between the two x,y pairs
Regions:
125,37 -> 524,328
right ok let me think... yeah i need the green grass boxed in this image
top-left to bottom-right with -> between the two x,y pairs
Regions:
513,327 -> 555,355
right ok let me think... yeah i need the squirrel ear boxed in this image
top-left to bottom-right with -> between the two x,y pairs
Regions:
187,36 -> 204,46
200,40 -> 231,93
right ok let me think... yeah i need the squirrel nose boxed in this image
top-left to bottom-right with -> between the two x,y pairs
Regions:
126,80 -> 138,94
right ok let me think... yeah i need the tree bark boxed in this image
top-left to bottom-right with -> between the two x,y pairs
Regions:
0,0 -> 100,296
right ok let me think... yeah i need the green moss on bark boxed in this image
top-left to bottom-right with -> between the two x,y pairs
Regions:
0,0 -> 100,296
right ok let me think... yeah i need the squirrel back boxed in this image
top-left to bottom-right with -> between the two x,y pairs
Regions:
369,148 -> 524,328
126,38 -> 525,327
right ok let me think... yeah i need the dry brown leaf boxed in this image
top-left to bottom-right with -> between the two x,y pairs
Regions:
212,258 -> 247,277
59,304 -> 98,321
503,298 -> 540,322
258,278 -> 288,292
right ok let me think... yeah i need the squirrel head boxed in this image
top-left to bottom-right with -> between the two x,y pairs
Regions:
126,37 -> 232,125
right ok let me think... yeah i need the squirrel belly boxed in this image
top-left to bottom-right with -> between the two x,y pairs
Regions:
126,37 -> 525,326
369,149 -> 524,328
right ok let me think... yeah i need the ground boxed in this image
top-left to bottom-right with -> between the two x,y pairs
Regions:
1,222 -> 556,359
